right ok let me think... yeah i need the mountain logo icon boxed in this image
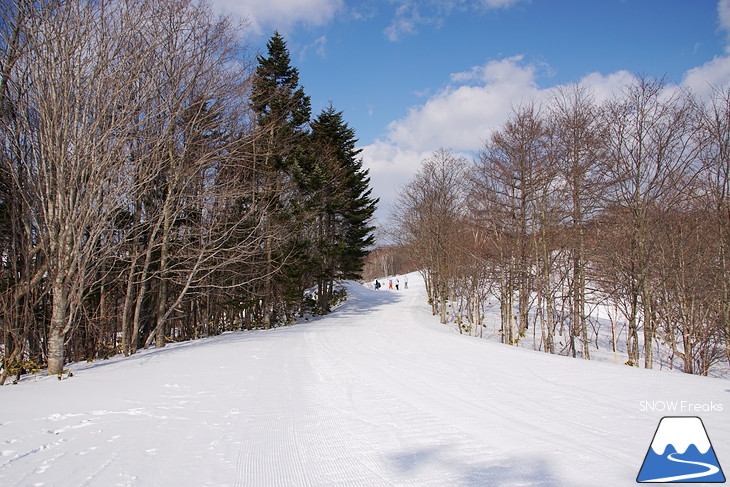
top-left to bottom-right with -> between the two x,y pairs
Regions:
637,416 -> 726,483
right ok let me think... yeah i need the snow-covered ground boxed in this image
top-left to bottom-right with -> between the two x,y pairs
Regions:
1,273 -> 728,486
408,280 -> 730,378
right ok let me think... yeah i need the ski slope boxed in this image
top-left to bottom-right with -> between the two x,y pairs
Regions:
1,273 -> 728,486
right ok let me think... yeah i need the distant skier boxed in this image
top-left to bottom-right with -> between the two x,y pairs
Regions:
388,279 -> 393,290
374,280 -> 381,290
395,278 -> 399,291
403,275 -> 408,289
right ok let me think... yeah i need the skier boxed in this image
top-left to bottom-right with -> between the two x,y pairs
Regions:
374,279 -> 381,290
395,278 -> 399,291
404,275 -> 408,289
388,279 -> 393,290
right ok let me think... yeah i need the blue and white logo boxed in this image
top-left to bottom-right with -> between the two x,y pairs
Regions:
637,416 -> 725,483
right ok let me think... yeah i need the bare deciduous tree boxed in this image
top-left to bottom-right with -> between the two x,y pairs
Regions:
471,104 -> 551,344
8,0 -> 167,374
394,148 -> 468,324
549,84 -> 606,358
698,86 -> 730,366
602,77 -> 703,369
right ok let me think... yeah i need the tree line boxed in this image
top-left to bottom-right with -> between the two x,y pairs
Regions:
0,0 -> 376,381
393,79 -> 729,376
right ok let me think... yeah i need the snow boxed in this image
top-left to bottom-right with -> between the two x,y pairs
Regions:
1,272 -> 728,486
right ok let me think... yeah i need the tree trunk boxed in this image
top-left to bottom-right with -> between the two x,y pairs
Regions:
627,293 -> 640,365
720,234 -> 730,367
575,248 -> 590,359
439,281 -> 447,325
152,210 -> 171,349
542,246 -> 555,354
146,183 -> 175,349
642,287 -> 654,369
500,266 -> 515,345
120,262 -> 136,356
155,277 -> 168,349
681,300 -> 694,375
262,234 -> 273,329
639,229 -> 653,369
518,278 -> 529,337
572,237 -> 582,357
48,278 -> 69,375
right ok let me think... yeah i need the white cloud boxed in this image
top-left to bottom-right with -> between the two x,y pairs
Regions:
360,141 -> 430,217
361,55 -> 730,224
300,36 -> 328,61
360,56 -> 540,220
679,0 -> 730,97
384,1 -> 434,42
383,0 -> 523,42
211,0 -> 343,34
387,56 -> 540,153
360,59 -> 641,221
577,70 -> 637,102
682,55 -> 730,96
666,1 -> 730,98
362,2 -> 730,224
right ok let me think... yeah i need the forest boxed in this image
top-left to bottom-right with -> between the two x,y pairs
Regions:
0,0 -> 376,382
2,0 -> 727,383
390,80 -> 730,376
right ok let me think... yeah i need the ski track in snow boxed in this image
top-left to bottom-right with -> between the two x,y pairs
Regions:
0,273 -> 728,486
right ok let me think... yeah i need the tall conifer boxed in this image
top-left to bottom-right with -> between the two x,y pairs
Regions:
309,105 -> 377,310
250,32 -> 311,325
251,31 -> 310,165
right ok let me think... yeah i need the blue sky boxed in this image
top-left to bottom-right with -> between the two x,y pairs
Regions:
212,0 -> 730,222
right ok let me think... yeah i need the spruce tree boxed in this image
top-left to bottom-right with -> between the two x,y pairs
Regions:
309,104 -> 377,311
251,31 -> 310,162
250,32 -> 311,326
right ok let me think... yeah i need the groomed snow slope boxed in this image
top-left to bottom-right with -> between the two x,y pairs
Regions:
1,273 -> 728,486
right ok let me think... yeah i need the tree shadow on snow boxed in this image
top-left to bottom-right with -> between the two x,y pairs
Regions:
388,446 -> 561,487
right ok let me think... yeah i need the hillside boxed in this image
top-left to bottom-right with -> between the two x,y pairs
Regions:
0,273 -> 727,486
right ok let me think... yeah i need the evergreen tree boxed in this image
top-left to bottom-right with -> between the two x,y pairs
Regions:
308,104 -> 377,311
251,31 -> 310,167
250,31 -> 312,326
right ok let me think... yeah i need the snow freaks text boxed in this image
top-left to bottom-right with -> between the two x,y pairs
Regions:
639,401 -> 724,413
